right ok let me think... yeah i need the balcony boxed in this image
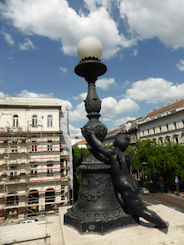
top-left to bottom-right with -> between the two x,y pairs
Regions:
28,176 -> 68,183
0,127 -> 24,133
17,190 -> 26,196
0,177 -> 27,184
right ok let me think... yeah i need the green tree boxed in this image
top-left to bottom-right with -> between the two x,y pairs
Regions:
131,139 -> 184,190
72,146 -> 90,183
72,146 -> 90,163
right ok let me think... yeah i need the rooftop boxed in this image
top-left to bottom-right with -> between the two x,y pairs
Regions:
106,129 -> 118,137
73,139 -> 87,145
144,99 -> 184,119
0,97 -> 63,107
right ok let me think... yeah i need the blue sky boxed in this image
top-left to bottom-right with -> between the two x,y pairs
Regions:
1,0 -> 184,139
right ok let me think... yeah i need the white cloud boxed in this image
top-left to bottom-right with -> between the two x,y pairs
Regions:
59,99 -> 73,110
101,97 -> 139,121
84,0 -> 115,12
126,78 -> 184,103
69,102 -> 86,122
19,38 -> 37,51
16,90 -> 72,110
0,0 -> 135,59
176,59 -> 184,71
59,66 -> 68,73
114,116 -> 136,127
69,124 -> 82,139
0,91 -> 8,97
2,31 -> 14,46
96,77 -> 116,90
70,96 -> 139,123
2,0 -> 184,56
119,0 -> 184,49
72,92 -> 87,101
17,89 -> 54,98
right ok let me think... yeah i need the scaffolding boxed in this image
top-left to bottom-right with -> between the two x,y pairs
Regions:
0,126 -> 72,223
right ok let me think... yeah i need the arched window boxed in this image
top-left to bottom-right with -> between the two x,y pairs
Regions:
13,115 -> 18,128
32,115 -> 37,127
165,136 -> 170,142
28,189 -> 39,215
28,190 -> 39,204
173,134 -> 179,143
47,115 -> 53,127
45,188 -> 55,211
159,137 -> 163,144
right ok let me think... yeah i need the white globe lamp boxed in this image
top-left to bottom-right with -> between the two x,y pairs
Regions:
77,36 -> 103,61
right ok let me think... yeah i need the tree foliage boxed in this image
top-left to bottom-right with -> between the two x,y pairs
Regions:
72,146 -> 90,163
131,140 -> 184,187
72,146 -> 90,184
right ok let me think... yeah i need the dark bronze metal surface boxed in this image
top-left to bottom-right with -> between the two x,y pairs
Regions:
64,59 -> 137,233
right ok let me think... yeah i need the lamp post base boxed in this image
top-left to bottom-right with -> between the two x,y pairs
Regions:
64,208 -> 137,234
64,154 -> 137,234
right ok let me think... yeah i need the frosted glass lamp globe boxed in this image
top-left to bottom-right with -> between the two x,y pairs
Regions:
77,36 -> 103,61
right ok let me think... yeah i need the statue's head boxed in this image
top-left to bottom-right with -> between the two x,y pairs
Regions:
113,133 -> 130,151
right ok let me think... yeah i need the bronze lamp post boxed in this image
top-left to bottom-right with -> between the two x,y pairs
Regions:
64,36 -> 136,233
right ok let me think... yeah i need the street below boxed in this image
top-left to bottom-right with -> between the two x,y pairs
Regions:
140,193 -> 184,213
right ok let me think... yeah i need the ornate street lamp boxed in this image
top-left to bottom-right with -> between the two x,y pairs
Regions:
64,36 -> 136,233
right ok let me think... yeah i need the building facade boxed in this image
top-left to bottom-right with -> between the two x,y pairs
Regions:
73,139 -> 87,149
0,97 -> 73,223
104,99 -> 184,146
118,119 -> 139,145
104,129 -> 118,145
138,100 -> 184,144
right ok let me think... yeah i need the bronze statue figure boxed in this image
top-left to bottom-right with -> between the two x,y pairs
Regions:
65,37 -> 168,233
88,131 -> 169,229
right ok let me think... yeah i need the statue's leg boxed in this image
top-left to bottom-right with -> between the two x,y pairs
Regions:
116,192 -> 140,223
121,191 -> 168,229
138,208 -> 169,228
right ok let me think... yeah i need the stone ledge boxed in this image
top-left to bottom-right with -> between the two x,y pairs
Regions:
60,205 -> 184,245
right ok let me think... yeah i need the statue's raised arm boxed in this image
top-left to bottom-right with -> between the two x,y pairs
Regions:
88,132 -> 114,158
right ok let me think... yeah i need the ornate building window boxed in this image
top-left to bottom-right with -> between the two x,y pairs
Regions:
159,137 -> 163,144
165,136 -> 170,142
32,141 -> 37,152
31,164 -> 38,177
47,164 -> 53,176
11,141 -> 17,153
47,140 -> 53,151
9,166 -> 16,179
173,135 -> 179,143
47,115 -> 53,127
32,115 -> 38,127
13,115 -> 18,128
